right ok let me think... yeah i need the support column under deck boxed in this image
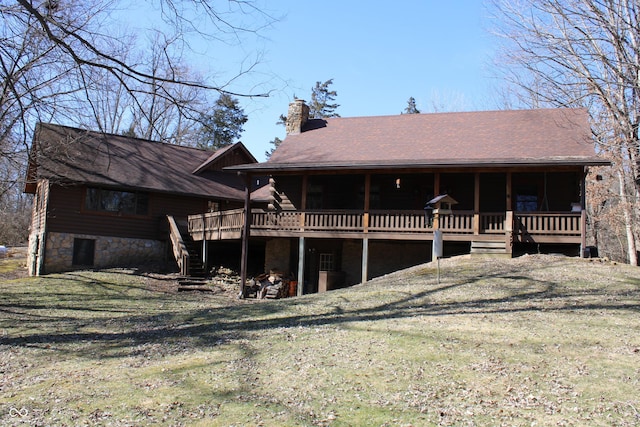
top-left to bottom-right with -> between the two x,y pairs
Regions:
506,172 -> 513,256
473,172 -> 480,235
580,168 -> 587,257
297,237 -> 305,296
240,174 -> 251,298
202,239 -> 207,271
362,237 -> 369,284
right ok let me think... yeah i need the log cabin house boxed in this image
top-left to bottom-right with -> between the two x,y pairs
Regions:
26,103 -> 607,295
203,100 -> 608,296
24,123 -> 266,276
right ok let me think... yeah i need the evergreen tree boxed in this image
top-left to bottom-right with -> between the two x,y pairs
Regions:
309,79 -> 340,119
196,94 -> 248,150
265,136 -> 282,159
267,79 -> 340,158
403,97 -> 420,114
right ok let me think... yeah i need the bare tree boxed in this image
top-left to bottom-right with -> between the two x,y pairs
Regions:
2,0 -> 274,151
0,0 -> 276,243
491,0 -> 640,264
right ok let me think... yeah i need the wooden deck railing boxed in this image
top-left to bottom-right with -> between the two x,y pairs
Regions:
515,213 -> 582,236
187,209 -> 582,241
188,208 -> 244,240
480,212 -> 506,234
369,210 -> 427,232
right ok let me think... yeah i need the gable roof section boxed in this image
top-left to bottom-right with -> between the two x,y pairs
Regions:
231,108 -> 606,173
192,142 -> 257,174
25,123 -> 251,200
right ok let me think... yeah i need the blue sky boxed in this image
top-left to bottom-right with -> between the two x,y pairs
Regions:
127,1 -> 500,160
232,1 -> 500,160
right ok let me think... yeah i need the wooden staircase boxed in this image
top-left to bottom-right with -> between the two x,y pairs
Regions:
470,240 -> 510,257
181,232 -> 207,277
167,215 -> 207,277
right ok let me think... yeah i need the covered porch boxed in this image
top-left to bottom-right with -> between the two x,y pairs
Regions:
188,167 -> 588,246
187,168 -> 589,295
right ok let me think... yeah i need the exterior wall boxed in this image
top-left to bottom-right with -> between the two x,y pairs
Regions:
342,240 -> 363,286
271,176 -> 302,210
371,173 -> 435,210
271,169 -> 583,213
511,171 -> 581,211
264,238 -> 292,273
45,184 -> 217,241
29,183 -> 244,275
43,232 -> 166,274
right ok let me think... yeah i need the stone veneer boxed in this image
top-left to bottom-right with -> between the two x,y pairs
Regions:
43,232 -> 166,273
264,238 -> 291,273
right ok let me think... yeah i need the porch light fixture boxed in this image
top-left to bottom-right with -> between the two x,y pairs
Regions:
395,178 -> 401,189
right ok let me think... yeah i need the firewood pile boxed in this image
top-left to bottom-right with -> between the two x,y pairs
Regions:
244,271 -> 291,299
177,265 -> 295,299
177,266 -> 241,293
210,266 -> 241,289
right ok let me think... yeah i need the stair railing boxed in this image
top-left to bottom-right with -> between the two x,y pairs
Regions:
167,215 -> 189,276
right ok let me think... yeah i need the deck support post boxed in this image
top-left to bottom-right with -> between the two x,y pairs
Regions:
506,172 -> 512,210
473,173 -> 480,235
506,172 -> 513,257
202,239 -> 207,271
362,237 -> 369,283
580,168 -> 587,257
239,173 -> 251,298
297,237 -> 305,296
300,175 -> 308,230
363,173 -> 370,232
505,211 -> 514,256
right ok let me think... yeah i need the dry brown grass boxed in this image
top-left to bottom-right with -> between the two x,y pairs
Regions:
1,253 -> 639,426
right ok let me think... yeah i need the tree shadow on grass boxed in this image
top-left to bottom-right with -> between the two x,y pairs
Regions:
1,257 -> 639,359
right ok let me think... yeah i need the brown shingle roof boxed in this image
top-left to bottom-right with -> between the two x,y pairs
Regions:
26,123 -> 252,200
233,108 -> 606,172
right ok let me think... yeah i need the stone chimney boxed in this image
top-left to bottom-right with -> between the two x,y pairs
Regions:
285,99 -> 309,135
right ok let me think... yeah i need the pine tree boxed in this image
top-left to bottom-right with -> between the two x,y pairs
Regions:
196,94 -> 248,150
403,97 -> 420,114
265,136 -> 282,159
309,79 -> 340,119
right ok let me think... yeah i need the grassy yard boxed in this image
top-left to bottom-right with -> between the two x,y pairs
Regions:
1,253 -> 639,426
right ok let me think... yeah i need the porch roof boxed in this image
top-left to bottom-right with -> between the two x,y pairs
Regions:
230,108 -> 608,173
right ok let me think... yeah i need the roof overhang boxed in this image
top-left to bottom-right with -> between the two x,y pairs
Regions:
226,157 -> 611,174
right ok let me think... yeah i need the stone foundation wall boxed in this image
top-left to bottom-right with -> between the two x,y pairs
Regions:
27,231 -> 46,276
43,232 -> 166,274
368,241 -> 432,280
264,238 -> 291,274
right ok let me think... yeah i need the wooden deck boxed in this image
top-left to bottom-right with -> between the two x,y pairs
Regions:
188,209 -> 583,244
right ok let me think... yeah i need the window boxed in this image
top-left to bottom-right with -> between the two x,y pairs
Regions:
72,238 -> 95,266
307,184 -> 323,209
85,188 -> 149,216
515,186 -> 538,212
319,253 -> 334,271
